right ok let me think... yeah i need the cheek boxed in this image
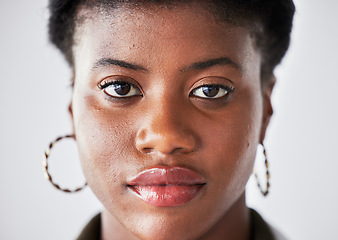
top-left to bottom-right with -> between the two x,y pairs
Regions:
201,92 -> 263,197
72,93 -> 135,201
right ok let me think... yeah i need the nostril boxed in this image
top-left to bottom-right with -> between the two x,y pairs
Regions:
135,120 -> 198,155
142,147 -> 152,154
172,147 -> 184,153
136,132 -> 197,155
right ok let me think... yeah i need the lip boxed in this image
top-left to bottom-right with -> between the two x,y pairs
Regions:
127,166 -> 206,207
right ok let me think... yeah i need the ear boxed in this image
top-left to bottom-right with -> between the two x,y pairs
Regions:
68,101 -> 76,140
259,75 -> 276,143
69,72 -> 76,139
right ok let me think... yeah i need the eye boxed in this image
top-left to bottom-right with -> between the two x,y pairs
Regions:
98,79 -> 142,98
191,85 -> 233,99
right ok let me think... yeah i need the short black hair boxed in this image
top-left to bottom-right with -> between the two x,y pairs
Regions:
48,0 -> 295,81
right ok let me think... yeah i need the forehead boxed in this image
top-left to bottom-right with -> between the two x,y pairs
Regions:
73,3 -> 259,74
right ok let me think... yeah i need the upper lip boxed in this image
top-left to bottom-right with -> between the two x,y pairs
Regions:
127,166 -> 206,186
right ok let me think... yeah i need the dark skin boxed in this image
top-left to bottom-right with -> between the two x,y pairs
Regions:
70,3 -> 274,240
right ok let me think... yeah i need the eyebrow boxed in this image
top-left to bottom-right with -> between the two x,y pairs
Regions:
92,58 -> 148,71
92,57 -> 241,73
180,57 -> 241,72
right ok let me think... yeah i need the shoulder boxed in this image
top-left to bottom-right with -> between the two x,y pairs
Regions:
250,209 -> 288,240
76,213 -> 101,240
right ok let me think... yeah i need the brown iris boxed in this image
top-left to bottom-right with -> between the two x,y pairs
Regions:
202,86 -> 219,98
114,82 -> 131,96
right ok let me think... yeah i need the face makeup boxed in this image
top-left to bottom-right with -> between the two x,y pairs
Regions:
128,166 -> 206,207
72,3 -> 269,240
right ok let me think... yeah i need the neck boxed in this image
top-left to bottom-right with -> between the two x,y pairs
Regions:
198,193 -> 251,240
101,193 -> 250,240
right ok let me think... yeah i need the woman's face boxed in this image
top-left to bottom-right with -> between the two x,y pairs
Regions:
71,3 -> 272,240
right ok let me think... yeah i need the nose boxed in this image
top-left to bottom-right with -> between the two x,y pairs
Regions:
135,98 -> 198,155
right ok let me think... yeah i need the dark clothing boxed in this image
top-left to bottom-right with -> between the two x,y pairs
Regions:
77,209 -> 286,240
250,209 -> 286,240
77,213 -> 101,240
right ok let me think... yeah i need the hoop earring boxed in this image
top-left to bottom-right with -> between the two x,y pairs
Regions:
43,134 -> 87,193
254,143 -> 270,197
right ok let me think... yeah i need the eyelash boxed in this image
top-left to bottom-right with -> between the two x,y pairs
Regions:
98,79 -> 142,98
98,79 -> 130,90
97,79 -> 235,100
190,84 -> 235,99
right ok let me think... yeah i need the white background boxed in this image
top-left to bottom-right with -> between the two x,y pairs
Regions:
0,0 -> 337,239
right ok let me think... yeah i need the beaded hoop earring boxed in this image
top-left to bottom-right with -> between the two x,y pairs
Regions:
43,134 -> 87,193
254,143 -> 270,197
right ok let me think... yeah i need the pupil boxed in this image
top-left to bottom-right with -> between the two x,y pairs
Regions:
114,83 -> 131,95
202,86 -> 219,97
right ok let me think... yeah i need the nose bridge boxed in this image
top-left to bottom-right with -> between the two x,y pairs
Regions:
150,91 -> 183,133
136,90 -> 197,155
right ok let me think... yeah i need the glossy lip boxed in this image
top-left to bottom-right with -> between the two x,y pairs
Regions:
127,166 -> 206,207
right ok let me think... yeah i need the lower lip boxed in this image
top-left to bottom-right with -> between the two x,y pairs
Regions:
129,185 -> 204,207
